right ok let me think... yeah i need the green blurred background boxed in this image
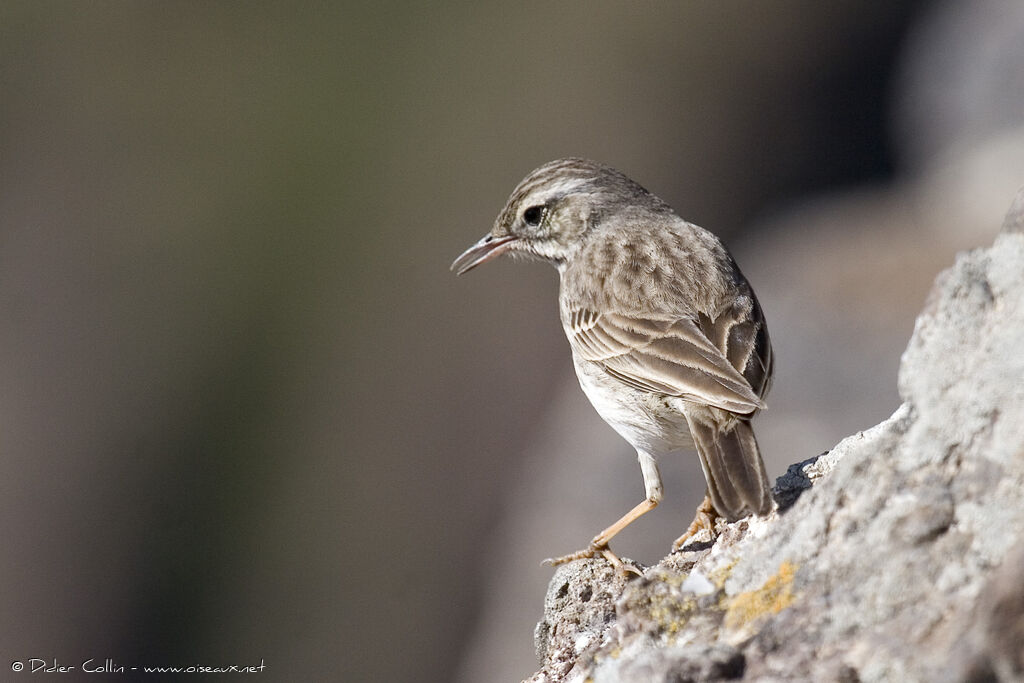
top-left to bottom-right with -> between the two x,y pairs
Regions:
4,2 -> 1023,681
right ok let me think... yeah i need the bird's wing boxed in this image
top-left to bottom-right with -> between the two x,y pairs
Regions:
566,308 -> 765,414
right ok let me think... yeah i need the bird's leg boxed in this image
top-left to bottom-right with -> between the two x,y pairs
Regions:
543,498 -> 656,573
543,452 -> 662,575
673,493 -> 720,550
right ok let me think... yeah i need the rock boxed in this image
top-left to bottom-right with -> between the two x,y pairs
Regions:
524,192 -> 1024,683
531,560 -> 630,682
948,545 -> 1024,683
1002,185 -> 1024,234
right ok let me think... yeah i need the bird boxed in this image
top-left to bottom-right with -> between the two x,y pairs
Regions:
451,158 -> 774,573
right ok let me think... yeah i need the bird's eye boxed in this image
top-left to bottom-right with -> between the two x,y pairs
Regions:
522,205 -> 544,226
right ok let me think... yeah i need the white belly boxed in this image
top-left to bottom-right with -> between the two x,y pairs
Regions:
572,352 -> 694,457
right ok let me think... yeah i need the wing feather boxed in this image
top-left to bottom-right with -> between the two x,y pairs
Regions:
567,308 -> 767,414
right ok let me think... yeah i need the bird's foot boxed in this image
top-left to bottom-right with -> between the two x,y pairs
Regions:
673,495 -> 720,551
542,543 -> 642,576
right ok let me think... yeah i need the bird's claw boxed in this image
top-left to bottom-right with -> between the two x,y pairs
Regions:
542,543 -> 643,577
673,497 -> 719,551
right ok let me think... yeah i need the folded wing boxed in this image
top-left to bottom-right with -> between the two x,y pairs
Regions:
567,308 -> 765,414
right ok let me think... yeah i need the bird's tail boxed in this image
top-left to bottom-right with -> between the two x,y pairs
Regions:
687,413 -> 773,520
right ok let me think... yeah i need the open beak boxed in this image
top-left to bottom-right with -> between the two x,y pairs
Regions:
450,234 -> 518,275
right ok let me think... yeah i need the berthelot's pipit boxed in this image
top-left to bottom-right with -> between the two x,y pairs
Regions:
452,158 -> 773,572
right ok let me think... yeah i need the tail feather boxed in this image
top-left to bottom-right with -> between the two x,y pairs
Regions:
687,415 -> 772,520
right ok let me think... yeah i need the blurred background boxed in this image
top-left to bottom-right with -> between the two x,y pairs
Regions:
1,1 -> 1023,681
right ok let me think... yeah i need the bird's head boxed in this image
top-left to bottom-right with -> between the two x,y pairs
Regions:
451,158 -> 664,275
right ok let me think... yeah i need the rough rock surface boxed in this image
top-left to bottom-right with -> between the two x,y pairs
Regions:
524,189 -> 1024,683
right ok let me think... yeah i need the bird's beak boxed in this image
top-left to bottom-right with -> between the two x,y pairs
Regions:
450,234 -> 518,275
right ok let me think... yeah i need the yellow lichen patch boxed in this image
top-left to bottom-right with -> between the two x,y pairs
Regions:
722,561 -> 798,632
708,557 -> 739,589
616,570 -> 701,638
646,593 -> 698,636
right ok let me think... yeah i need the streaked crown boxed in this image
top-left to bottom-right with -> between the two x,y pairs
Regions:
494,158 -> 666,264
451,158 -> 670,275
